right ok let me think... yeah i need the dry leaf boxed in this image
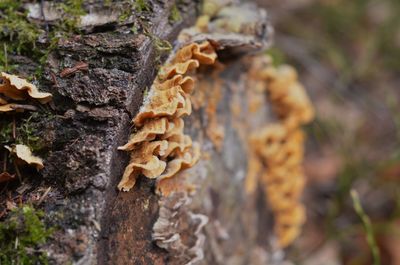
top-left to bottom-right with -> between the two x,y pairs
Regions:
6,200 -> 17,210
0,172 -> 15,183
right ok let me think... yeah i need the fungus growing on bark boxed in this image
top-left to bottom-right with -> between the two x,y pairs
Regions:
152,192 -> 209,264
118,140 -> 168,191
0,103 -> 14,112
245,55 -> 314,248
118,41 -> 217,193
205,79 -> 224,151
0,72 -> 52,104
118,118 -> 169,151
0,103 -> 37,113
5,144 -> 44,170
192,76 -> 225,151
0,73 -> 52,172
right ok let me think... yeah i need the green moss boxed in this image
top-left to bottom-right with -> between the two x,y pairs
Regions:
0,0 -> 44,72
119,8 -> 131,23
154,37 -> 172,53
0,119 -> 13,145
57,0 -> 86,34
152,36 -> 172,67
169,5 -> 182,23
0,0 -> 42,54
131,24 -> 138,34
0,43 -> 17,72
119,0 -> 150,22
0,0 -> 86,75
104,0 -> 113,7
0,112 -> 51,152
0,205 -> 53,265
135,0 -> 150,12
16,113 -> 44,152
118,0 -> 134,22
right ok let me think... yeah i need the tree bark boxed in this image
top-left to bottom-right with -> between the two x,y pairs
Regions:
1,1 -> 278,264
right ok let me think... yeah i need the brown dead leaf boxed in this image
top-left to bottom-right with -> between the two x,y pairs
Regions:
6,199 -> 16,210
0,172 -> 15,183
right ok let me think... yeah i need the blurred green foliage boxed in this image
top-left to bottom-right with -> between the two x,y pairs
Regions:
279,1 -> 400,263
281,0 -> 400,83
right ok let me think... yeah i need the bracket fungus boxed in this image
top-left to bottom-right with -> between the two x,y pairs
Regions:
0,72 -> 52,104
245,56 -> 315,248
1,73 -> 52,173
152,192 -> 208,264
0,73 -> 52,114
5,144 -> 44,170
119,1 -> 313,253
118,41 -> 217,193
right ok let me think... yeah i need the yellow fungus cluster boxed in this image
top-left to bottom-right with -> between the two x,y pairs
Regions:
0,72 -> 52,112
192,77 -> 225,151
118,41 -> 217,194
5,144 -> 44,170
246,56 -> 314,248
0,72 -> 51,172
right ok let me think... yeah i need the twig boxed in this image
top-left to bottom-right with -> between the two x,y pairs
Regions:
13,159 -> 22,183
12,114 -> 16,139
10,104 -> 38,112
37,187 -> 51,205
2,151 -> 6,172
351,189 -> 381,265
49,71 -> 59,87
60,62 -> 89,77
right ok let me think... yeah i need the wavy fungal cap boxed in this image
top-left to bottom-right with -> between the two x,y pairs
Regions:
0,72 -> 52,104
245,55 -> 314,248
118,41 -> 217,193
5,144 -> 44,170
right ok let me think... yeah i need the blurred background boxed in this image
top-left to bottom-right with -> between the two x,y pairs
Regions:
258,0 -> 400,264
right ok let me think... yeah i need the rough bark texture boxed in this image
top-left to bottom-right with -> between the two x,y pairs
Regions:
12,1 -> 199,264
2,1 -> 279,264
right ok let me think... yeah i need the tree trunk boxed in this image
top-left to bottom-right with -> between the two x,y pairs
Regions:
1,1 -> 280,264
